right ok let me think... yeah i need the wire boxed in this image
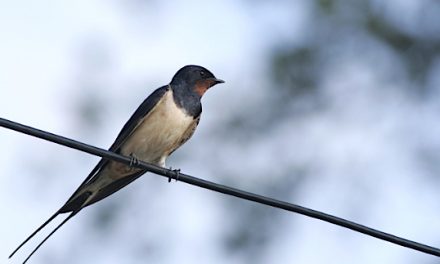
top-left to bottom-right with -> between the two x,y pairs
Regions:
1,116 -> 439,258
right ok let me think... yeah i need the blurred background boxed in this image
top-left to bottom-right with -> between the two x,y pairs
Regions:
1,0 -> 440,263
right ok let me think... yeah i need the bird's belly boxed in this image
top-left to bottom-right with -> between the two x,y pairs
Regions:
120,92 -> 196,167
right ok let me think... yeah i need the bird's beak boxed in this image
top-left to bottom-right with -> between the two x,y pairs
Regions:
214,78 -> 225,84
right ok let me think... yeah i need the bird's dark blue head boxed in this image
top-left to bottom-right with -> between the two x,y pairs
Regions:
170,65 -> 224,97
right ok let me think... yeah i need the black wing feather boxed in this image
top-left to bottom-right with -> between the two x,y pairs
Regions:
82,170 -> 145,208
63,85 -> 169,202
10,85 -> 169,262
108,85 -> 169,153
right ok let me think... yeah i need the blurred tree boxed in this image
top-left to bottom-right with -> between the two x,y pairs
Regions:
219,0 -> 440,263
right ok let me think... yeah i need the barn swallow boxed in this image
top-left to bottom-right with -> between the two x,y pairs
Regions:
9,65 -> 224,263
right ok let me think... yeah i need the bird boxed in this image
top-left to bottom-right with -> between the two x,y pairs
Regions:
9,65 -> 224,263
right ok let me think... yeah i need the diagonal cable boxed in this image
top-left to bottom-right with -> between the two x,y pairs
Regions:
1,117 -> 439,258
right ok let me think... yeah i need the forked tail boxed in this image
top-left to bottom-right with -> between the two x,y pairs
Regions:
9,191 -> 91,263
9,211 -> 60,259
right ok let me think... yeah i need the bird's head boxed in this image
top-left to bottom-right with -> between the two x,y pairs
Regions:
170,65 -> 224,96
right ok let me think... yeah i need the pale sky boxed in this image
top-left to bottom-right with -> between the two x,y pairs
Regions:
1,1 -> 440,264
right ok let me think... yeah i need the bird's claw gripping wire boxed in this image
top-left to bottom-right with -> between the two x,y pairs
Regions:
168,168 -> 181,182
129,154 -> 140,168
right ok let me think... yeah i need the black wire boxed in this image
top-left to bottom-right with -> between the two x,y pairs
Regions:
1,116 -> 439,258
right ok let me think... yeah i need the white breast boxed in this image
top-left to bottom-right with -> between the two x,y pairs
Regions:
119,89 -> 196,167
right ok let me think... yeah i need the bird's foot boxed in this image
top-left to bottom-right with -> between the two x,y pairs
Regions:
129,154 -> 140,168
168,167 -> 181,182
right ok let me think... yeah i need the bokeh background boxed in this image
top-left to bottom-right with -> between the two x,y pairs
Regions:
2,0 -> 440,263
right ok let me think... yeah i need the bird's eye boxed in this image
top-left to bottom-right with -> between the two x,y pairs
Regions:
200,71 -> 205,77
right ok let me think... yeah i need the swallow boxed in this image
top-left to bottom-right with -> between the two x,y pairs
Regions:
9,65 -> 224,263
